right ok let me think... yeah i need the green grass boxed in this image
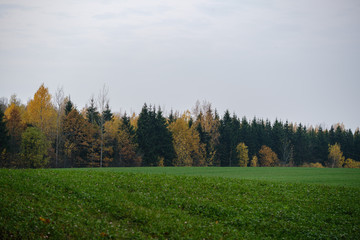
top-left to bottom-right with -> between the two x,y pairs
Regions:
0,168 -> 359,239
73,167 -> 360,187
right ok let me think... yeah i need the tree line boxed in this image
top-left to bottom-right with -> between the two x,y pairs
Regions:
0,84 -> 359,168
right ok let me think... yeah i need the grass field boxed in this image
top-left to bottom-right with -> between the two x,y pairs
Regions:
87,167 -> 360,187
0,167 -> 359,239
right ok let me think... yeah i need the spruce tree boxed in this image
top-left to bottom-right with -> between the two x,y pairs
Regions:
271,119 -> 284,158
0,108 -> 8,154
86,97 -> 100,125
137,104 -> 176,166
64,98 -> 74,115
313,127 -> 329,165
218,110 -> 239,166
354,129 -> 360,161
155,107 -> 176,166
102,103 -> 113,122
121,113 -> 135,137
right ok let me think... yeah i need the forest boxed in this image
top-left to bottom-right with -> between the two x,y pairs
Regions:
0,84 -> 359,169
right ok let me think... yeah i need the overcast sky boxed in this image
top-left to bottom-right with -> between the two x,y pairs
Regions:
1,0 -> 359,130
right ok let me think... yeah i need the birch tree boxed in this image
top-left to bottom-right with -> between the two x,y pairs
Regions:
97,84 -> 109,167
54,87 -> 65,167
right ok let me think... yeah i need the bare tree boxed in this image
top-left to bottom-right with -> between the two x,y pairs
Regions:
54,86 -> 65,168
97,84 -> 109,167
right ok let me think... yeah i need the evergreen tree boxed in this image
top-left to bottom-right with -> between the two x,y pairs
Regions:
102,103 -> 113,122
307,127 -> 317,163
137,104 -> 156,166
353,129 -> 360,161
217,110 -> 240,166
264,120 -> 272,147
241,117 -> 254,155
293,124 -> 309,166
313,127 -> 329,165
248,118 -> 260,157
343,130 -> 354,160
334,125 -> 345,150
121,113 -> 136,138
195,118 -> 210,163
271,119 -> 284,157
168,110 -> 176,124
188,117 -> 193,128
86,97 -> 100,125
136,104 -> 176,166
155,107 -> 176,166
64,97 -> 74,115
0,108 -> 8,156
4,104 -> 25,167
63,109 -> 97,167
329,126 -> 335,145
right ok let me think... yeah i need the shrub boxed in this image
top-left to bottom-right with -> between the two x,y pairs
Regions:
301,162 -> 324,168
343,158 -> 360,168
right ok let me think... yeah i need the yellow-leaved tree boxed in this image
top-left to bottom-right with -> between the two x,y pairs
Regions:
103,114 -> 140,167
327,143 -> 345,168
258,145 -> 279,167
250,155 -> 258,167
192,101 -> 220,166
169,111 -> 206,166
236,142 -> 249,167
25,84 -> 56,140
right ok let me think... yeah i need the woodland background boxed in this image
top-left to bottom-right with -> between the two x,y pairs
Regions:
0,84 -> 359,169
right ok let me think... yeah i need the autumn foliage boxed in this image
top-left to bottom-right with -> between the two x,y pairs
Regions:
258,145 -> 279,167
1,84 -> 360,168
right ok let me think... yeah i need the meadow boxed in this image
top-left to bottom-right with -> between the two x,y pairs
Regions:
0,167 -> 359,239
